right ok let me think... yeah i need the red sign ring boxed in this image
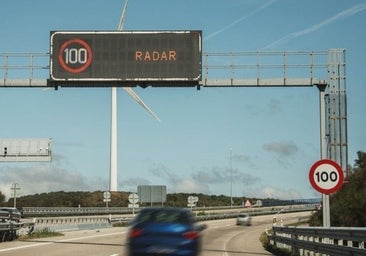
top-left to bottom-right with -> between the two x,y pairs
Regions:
58,38 -> 93,74
309,159 -> 344,194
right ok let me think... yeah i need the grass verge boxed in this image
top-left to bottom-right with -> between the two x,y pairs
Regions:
18,227 -> 64,240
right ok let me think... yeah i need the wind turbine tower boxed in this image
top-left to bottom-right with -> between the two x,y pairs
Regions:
110,0 -> 160,191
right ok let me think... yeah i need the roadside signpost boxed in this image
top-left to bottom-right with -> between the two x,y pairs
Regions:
103,191 -> 111,207
309,159 -> 344,227
309,159 -> 344,194
187,196 -> 199,210
128,193 -> 139,215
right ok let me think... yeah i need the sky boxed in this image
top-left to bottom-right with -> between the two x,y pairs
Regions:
0,0 -> 366,201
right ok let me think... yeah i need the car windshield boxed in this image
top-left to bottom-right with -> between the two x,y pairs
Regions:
135,209 -> 191,225
0,208 -> 19,213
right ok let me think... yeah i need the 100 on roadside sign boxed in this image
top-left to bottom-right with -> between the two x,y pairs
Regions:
309,159 -> 344,194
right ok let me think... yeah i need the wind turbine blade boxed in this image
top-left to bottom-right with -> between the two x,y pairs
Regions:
118,0 -> 129,30
123,87 -> 161,122
118,1 -> 160,122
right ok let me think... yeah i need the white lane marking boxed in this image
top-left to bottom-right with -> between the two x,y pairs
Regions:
0,230 -> 127,252
223,227 -> 244,256
223,237 -> 230,256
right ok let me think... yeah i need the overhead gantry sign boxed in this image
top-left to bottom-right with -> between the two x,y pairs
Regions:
48,30 -> 202,87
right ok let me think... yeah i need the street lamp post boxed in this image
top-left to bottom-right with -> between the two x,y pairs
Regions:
230,148 -> 233,208
10,183 -> 20,208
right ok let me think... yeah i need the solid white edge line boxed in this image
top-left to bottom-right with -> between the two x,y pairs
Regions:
0,230 -> 127,253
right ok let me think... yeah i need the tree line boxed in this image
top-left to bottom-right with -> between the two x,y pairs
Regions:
0,189 -> 255,208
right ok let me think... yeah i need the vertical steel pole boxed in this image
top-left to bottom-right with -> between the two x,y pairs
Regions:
109,0 -> 129,192
230,148 -> 233,208
317,83 -> 330,227
11,183 -> 20,208
110,87 -> 118,191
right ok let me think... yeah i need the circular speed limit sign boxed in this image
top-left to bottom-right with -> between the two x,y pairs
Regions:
58,38 -> 93,74
309,159 -> 344,194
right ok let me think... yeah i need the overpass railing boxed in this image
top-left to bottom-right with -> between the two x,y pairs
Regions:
269,226 -> 366,256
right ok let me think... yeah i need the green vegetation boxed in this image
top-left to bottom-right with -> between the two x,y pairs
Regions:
0,190 -> 257,208
19,228 -> 63,240
5,190 -> 128,208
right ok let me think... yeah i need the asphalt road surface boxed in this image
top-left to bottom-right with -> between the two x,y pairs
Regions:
0,211 -> 311,256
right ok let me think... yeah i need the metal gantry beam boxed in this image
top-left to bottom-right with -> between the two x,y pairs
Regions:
1,50 -> 329,88
0,49 -> 348,174
201,50 -> 328,87
0,52 -> 49,87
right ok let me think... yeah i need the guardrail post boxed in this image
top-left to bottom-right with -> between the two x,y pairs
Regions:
291,230 -> 299,255
272,226 -> 277,248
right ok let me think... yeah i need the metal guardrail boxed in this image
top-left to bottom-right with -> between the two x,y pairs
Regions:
22,206 -> 133,216
22,204 -> 317,217
29,205 -> 315,232
269,226 -> 366,256
0,212 -> 35,242
34,215 -> 113,232
0,222 -> 35,241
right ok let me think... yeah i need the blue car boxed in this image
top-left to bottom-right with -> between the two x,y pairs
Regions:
127,207 -> 206,256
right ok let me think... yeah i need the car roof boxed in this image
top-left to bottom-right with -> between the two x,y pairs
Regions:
140,207 -> 188,212
135,207 -> 193,224
0,207 -> 18,210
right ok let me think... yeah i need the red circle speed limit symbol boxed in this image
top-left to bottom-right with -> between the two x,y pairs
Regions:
309,159 -> 344,194
58,38 -> 92,74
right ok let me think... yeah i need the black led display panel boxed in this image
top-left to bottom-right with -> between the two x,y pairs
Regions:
50,31 -> 202,86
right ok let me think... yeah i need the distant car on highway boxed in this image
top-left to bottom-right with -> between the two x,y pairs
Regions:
0,207 -> 21,222
236,213 -> 251,226
126,207 -> 206,256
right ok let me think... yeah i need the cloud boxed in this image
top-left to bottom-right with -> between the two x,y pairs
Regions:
263,141 -> 298,157
173,179 -> 210,194
149,163 -> 181,185
127,162 -> 305,198
120,177 -> 151,191
204,0 -> 277,41
245,185 -> 302,200
192,167 -> 260,186
0,164 -> 102,200
191,167 -> 224,184
244,98 -> 283,118
262,2 -> 366,49
148,163 -> 212,194
267,99 -> 282,115
232,153 -> 252,162
148,163 -> 261,195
